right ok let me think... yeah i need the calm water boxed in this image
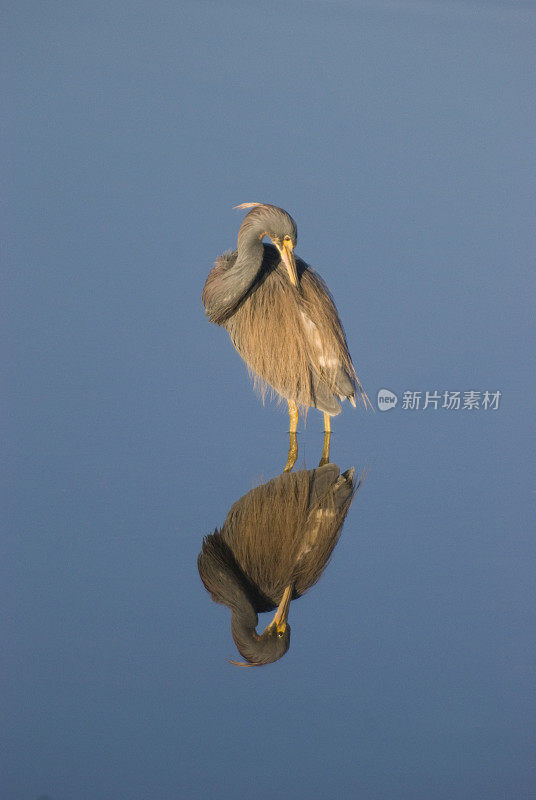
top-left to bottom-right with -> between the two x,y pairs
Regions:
4,1 -> 535,798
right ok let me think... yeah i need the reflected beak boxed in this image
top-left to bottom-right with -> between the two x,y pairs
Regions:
274,239 -> 298,287
269,585 -> 292,635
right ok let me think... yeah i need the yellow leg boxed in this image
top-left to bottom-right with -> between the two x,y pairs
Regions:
318,432 -> 331,467
323,412 -> 331,433
288,401 -> 299,434
284,431 -> 298,472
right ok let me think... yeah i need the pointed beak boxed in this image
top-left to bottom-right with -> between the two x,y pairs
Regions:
269,585 -> 292,635
275,239 -> 298,287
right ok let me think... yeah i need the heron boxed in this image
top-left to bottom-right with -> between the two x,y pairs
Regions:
202,203 -> 371,435
198,462 -> 360,666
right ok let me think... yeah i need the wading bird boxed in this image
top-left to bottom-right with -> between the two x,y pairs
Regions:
202,203 -> 370,433
198,463 -> 359,665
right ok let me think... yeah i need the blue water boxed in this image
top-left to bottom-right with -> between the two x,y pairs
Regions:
4,2 -> 535,798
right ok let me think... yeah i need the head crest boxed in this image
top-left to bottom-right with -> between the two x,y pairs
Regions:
233,202 -> 264,211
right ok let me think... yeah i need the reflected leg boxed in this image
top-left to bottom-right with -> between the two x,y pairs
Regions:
284,431 -> 298,472
284,402 -> 299,472
318,432 -> 331,467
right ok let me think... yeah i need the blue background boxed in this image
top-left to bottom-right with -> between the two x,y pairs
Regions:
4,1 -> 535,798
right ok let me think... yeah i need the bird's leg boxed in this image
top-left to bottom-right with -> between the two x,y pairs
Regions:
288,401 -> 299,434
284,431 -> 298,472
318,432 -> 331,467
323,413 -> 331,434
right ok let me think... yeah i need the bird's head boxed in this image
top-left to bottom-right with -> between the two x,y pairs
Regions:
230,584 -> 292,667
235,202 -> 298,287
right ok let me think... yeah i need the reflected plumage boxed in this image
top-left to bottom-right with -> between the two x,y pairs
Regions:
202,203 -> 370,431
198,463 -> 359,665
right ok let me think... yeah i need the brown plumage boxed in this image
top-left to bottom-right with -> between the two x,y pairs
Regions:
202,203 -> 370,421
198,463 -> 359,665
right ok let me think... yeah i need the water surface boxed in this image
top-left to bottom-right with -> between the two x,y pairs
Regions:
4,1 -> 535,798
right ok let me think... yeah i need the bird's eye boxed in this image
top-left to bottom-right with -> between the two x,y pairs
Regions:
277,631 -> 284,638
284,235 -> 291,243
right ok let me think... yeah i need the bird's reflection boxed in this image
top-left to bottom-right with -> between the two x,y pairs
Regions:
198,459 -> 361,666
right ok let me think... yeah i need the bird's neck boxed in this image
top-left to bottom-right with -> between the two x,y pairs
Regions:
230,603 -> 259,650
236,224 -> 265,273
205,226 -> 266,325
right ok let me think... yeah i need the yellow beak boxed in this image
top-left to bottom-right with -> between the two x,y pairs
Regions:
269,585 -> 292,635
275,240 -> 298,287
